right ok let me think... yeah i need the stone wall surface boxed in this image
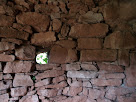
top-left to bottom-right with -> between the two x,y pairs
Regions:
0,0 -> 136,102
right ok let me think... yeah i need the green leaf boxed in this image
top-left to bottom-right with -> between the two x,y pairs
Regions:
40,55 -> 43,58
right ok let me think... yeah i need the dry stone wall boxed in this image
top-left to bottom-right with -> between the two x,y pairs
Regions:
0,0 -> 136,102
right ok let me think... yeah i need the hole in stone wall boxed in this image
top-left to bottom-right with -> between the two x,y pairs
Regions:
36,52 -> 48,64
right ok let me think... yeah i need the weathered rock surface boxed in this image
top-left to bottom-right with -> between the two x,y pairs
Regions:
37,89 -> 58,97
69,23 -> 108,38
67,71 -> 98,78
16,12 -> 50,32
0,15 -> 14,27
15,45 -> 35,60
11,87 -> 27,97
0,42 -> 15,52
125,65 -> 136,87
4,61 -> 33,73
0,27 -> 29,40
36,70 -> 64,80
13,74 -> 33,87
80,50 -> 117,62
49,45 -> 77,63
104,31 -> 136,49
0,54 -> 15,62
31,32 -> 56,47
78,38 -> 102,49
79,11 -> 103,23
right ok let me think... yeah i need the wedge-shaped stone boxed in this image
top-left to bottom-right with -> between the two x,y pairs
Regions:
69,23 -> 108,38
80,50 -> 117,62
13,74 -> 33,87
67,71 -> 98,78
0,54 -> 15,62
0,27 -> 29,40
4,61 -> 33,73
16,12 -> 50,32
36,70 -> 64,80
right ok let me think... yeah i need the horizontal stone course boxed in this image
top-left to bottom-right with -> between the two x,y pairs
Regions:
80,50 -> 117,62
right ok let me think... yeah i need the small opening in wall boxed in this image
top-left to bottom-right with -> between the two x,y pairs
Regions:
36,52 -> 48,64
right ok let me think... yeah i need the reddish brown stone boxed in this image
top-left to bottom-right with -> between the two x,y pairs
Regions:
98,63 -> 124,73
0,54 -> 15,62
36,64 -> 59,71
35,78 -> 50,87
66,49 -> 78,63
80,50 -> 117,62
67,79 -> 82,87
43,81 -> 67,89
52,19 -> 62,32
35,4 -> 60,15
63,63 -> 80,71
3,74 -> 12,80
16,12 -> 50,32
31,32 -> 56,47
66,86 -> 82,96
105,87 -> 135,100
0,27 -> 29,40
37,89 -> 58,97
104,31 -> 136,49
53,76 -> 65,83
130,53 -> 136,65
0,93 -> 9,102
68,2 -> 88,13
4,61 -> 33,73
19,95 -> 39,102
88,89 -> 105,99
78,11 -> 103,23
49,45 -> 68,64
69,23 -> 108,38
0,42 -> 15,52
83,81 -> 92,87
36,70 -> 65,80
15,45 -> 35,60
0,73 -> 2,80
11,87 -> 27,97
125,65 -> 136,87
78,38 -> 103,49
0,15 -> 14,27
1,38 -> 23,45
91,79 -> 122,86
117,96 -> 136,102
13,23 -> 33,34
60,95 -> 87,102
106,73 -> 125,79
13,74 -> 33,87
67,71 -> 98,78
81,63 -> 97,71
103,0 -> 136,22
61,24 -> 70,37
56,40 -> 76,49
118,50 -> 129,66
